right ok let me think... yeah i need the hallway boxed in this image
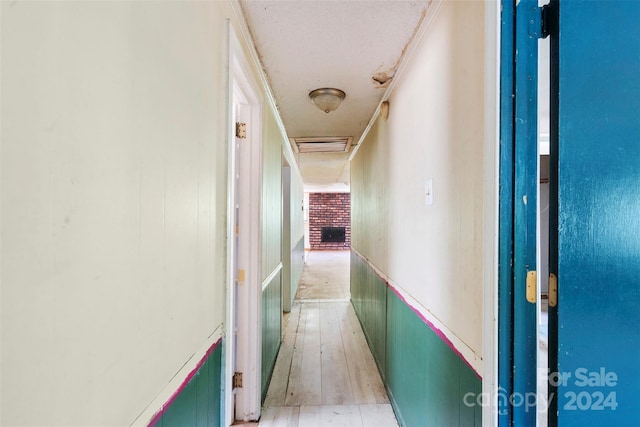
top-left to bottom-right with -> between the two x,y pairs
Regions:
258,251 -> 399,426
4,2 -> 640,425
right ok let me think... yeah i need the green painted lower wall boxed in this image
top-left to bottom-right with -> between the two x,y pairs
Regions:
350,251 -> 387,377
261,269 -> 282,399
152,340 -> 223,427
351,251 -> 481,427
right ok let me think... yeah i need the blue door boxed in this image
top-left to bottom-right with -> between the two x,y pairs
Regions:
499,1 -> 540,425
513,1 -> 540,425
548,1 -> 640,425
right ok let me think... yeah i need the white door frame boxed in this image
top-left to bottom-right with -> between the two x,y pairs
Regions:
281,162 -> 292,313
225,23 -> 263,425
482,2 -> 500,426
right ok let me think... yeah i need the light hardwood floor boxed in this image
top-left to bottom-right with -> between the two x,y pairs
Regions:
295,251 -> 351,301
260,302 -> 398,427
256,251 -> 399,427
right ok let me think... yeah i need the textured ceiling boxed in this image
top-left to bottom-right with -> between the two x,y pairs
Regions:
240,0 -> 433,191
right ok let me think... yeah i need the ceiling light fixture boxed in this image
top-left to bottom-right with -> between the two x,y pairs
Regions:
309,88 -> 346,113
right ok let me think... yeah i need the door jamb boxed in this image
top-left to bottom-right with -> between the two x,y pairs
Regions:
483,1 -> 501,426
281,162 -> 292,313
225,22 -> 263,425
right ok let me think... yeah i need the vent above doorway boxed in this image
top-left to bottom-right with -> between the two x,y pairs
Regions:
291,137 -> 353,154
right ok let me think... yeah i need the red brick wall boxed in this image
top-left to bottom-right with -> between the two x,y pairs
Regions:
309,192 -> 351,250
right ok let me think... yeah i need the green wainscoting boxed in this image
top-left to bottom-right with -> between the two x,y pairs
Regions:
350,250 -> 387,377
351,251 -> 481,427
151,340 -> 223,427
261,269 -> 282,400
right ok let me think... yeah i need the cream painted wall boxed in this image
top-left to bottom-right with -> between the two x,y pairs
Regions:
351,0 -> 485,356
261,117 -> 304,286
289,174 -> 305,250
304,192 -> 311,250
1,2 -> 232,425
288,164 -> 305,305
261,107 -> 284,280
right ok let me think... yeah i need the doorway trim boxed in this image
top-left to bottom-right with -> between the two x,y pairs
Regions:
483,1 -> 501,426
281,161 -> 292,313
225,21 -> 263,425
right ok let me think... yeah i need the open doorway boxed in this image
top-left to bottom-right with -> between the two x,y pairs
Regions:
296,192 -> 351,301
537,18 -> 551,426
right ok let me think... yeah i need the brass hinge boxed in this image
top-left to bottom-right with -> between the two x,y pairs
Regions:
527,4 -> 554,39
526,270 -> 537,303
549,273 -> 558,307
233,372 -> 243,388
235,122 -> 247,139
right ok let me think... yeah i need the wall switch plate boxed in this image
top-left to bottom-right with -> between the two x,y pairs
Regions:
425,179 -> 433,206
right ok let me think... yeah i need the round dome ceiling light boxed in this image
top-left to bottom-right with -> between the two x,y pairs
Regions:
309,88 -> 346,113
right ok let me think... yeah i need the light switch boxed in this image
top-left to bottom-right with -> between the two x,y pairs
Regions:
425,179 -> 433,206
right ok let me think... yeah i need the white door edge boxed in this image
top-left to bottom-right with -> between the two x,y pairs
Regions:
482,2 -> 500,426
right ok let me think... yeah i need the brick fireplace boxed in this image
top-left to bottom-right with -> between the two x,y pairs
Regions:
308,192 -> 350,250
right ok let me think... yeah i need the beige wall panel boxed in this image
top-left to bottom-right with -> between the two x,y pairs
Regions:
1,1 -> 231,425
352,0 -> 485,355
261,107 -> 284,278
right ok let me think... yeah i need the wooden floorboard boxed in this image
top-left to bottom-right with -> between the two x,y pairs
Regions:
282,303 -> 306,406
285,303 -> 322,406
338,302 -> 388,404
358,404 -> 400,427
261,301 -> 398,426
320,303 -> 355,405
345,304 -> 389,404
264,305 -> 301,407
298,404 -> 362,427
259,251 -> 398,426
259,406 -> 300,427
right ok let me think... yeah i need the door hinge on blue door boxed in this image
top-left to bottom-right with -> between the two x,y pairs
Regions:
528,4 -> 554,39
541,4 -> 555,39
